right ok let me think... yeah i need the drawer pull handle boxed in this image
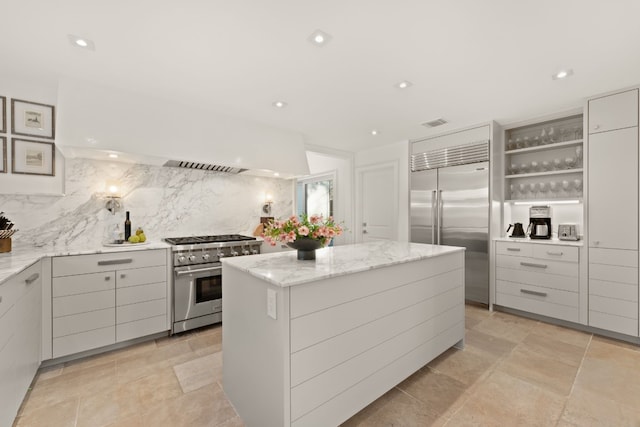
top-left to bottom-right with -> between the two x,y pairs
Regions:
520,289 -> 548,297
98,259 -> 133,266
520,262 -> 548,269
105,276 -> 111,281
546,251 -> 563,256
506,248 -> 521,252
0,296 -> 2,303
25,273 -> 40,284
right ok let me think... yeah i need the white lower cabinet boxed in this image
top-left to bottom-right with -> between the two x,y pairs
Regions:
588,248 -> 638,336
51,249 -> 168,358
0,261 -> 42,427
495,241 -> 580,323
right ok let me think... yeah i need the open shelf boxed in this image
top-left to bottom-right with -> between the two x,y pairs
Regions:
505,198 -> 583,204
505,168 -> 583,179
505,139 -> 583,155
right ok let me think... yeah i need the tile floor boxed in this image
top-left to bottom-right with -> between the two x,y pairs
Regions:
13,305 -> 640,427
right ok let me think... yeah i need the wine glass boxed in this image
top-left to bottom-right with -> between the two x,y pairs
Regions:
519,183 -> 527,198
573,179 -> 583,196
575,146 -> 583,163
529,183 -> 537,198
562,180 -> 570,197
520,163 -> 529,174
549,181 -> 558,197
553,158 -> 562,170
510,163 -> 519,175
542,160 -> 551,171
530,161 -> 539,172
538,182 -> 548,197
565,157 -> 576,169
510,183 -> 517,199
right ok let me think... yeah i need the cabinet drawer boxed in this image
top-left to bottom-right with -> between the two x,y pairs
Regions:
117,299 -> 166,324
53,249 -> 167,277
589,263 -> 637,285
496,267 -> 578,293
116,265 -> 166,288
496,255 -> 578,277
588,89 -> 639,134
590,279 -> 638,302
53,308 -> 114,338
53,326 -> 115,358
590,295 -> 638,320
53,290 -> 115,318
496,242 -> 532,257
116,315 -> 167,342
53,272 -> 115,297
117,282 -> 166,306
532,245 -> 578,263
589,248 -> 638,267
0,262 -> 41,318
497,280 -> 579,308
589,311 -> 638,336
496,282 -> 579,323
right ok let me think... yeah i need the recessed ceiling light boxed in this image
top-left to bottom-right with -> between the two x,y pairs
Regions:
108,153 -> 118,159
308,30 -> 332,47
552,69 -> 574,80
68,34 -> 96,51
395,80 -> 413,89
272,101 -> 288,108
371,130 -> 379,136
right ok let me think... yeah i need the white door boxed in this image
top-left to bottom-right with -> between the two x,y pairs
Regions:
356,163 -> 398,242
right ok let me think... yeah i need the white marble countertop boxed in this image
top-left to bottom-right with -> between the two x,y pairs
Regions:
221,241 -> 465,287
0,241 -> 171,285
493,237 -> 583,247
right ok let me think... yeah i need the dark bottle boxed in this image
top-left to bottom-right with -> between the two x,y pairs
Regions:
124,211 -> 132,240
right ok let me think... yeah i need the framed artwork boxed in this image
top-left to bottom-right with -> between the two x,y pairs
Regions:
11,99 -> 55,139
0,137 -> 6,173
11,138 -> 55,176
0,96 -> 5,133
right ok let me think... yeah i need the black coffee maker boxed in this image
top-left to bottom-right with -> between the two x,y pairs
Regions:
529,205 -> 551,239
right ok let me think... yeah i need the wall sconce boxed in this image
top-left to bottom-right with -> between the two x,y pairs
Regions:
105,180 -> 122,215
262,193 -> 273,216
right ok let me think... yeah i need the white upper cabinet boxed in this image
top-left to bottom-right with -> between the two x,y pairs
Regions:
588,127 -> 638,250
588,89 -> 639,134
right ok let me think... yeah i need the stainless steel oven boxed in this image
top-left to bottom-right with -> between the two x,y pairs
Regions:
173,262 -> 223,333
165,234 -> 262,334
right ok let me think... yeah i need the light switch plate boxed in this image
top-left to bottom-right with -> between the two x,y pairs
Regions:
267,288 -> 277,319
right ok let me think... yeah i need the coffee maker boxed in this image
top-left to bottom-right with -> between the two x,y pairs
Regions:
529,205 -> 551,239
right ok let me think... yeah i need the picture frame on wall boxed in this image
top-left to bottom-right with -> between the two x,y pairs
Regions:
0,137 -> 6,173
0,96 -> 6,133
11,138 -> 55,176
11,98 -> 55,139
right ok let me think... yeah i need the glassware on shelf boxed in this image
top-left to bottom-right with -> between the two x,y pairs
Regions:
575,146 -> 583,162
529,183 -> 537,198
523,136 -> 530,148
532,136 -> 541,147
553,158 -> 562,170
509,163 -> 519,175
564,157 -> 576,169
574,126 -> 583,140
541,160 -> 551,171
510,184 -> 517,199
519,183 -> 527,197
562,180 -> 570,196
538,182 -> 548,197
540,128 -> 548,145
507,139 -> 516,151
530,161 -> 539,172
520,163 -> 529,174
574,178 -> 583,195
549,181 -> 558,196
560,128 -> 571,142
548,127 -> 556,144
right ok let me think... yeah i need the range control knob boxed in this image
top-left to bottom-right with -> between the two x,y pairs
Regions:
178,255 -> 186,263
188,255 -> 197,262
231,250 -> 239,257
251,249 -> 259,255
202,253 -> 210,261
217,251 -> 225,258
242,249 -> 250,255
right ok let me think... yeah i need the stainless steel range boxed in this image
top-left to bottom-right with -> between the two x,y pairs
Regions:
164,234 -> 262,334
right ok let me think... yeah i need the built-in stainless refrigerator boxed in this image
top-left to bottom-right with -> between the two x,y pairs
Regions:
410,142 -> 489,304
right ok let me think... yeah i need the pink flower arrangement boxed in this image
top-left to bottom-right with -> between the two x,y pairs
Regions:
262,214 -> 344,247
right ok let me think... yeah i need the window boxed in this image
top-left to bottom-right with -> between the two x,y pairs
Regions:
296,173 -> 335,219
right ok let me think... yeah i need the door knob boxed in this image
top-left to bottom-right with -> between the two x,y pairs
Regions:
363,230 -> 368,234
362,222 -> 367,227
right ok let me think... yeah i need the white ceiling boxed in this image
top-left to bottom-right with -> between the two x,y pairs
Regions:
2,0 -> 640,152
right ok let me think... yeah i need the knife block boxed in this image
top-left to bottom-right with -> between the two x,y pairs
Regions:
0,238 -> 11,253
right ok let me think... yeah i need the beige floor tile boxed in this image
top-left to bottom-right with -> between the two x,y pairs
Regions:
33,364 -> 64,382
473,311 -> 536,343
561,386 -> 640,427
76,381 -> 143,427
132,367 -> 183,412
574,357 -> 640,409
104,414 -> 143,427
463,328 -> 517,362
591,334 -> 640,353
517,332 -> 587,367
427,347 -> 495,386
447,370 -> 565,427
397,367 -> 468,417
173,352 -> 222,393
116,341 -> 195,383
529,320 -> 592,348
586,336 -> 640,372
216,416 -> 245,427
342,387 -> 441,427
496,346 -> 579,396
188,330 -> 223,356
14,397 -> 79,427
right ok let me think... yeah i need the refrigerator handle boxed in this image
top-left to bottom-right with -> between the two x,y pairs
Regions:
437,190 -> 443,245
431,190 -> 437,244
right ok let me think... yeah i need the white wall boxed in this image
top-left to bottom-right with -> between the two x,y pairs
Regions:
0,74 -> 65,195
305,149 -> 354,245
355,140 -> 410,242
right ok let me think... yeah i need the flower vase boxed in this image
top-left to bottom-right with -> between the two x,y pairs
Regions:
286,237 -> 323,260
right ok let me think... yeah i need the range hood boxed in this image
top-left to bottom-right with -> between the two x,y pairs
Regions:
163,160 -> 247,174
56,78 -> 310,177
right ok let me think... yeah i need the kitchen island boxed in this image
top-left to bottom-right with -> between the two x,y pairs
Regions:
221,241 -> 465,427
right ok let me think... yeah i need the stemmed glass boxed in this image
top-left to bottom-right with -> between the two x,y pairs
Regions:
562,180 -> 570,197
573,179 -> 583,197
549,181 -> 558,198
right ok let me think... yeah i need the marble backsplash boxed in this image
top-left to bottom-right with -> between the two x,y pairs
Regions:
0,158 -> 293,250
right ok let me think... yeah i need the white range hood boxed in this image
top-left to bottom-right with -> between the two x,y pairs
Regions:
55,78 -> 310,178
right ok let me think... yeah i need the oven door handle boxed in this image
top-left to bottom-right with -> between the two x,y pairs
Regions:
175,266 -> 222,276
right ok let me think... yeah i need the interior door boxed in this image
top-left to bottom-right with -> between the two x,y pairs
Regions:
438,162 -> 489,304
410,169 -> 438,244
357,164 -> 397,242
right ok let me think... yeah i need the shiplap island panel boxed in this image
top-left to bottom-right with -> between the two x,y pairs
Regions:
221,241 -> 465,427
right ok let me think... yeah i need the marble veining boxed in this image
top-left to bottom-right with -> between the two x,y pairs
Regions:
222,241 -> 464,287
0,157 -> 292,251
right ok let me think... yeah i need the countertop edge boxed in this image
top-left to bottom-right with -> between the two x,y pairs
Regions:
493,237 -> 584,247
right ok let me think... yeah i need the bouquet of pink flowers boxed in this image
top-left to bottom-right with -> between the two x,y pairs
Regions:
262,214 -> 344,247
